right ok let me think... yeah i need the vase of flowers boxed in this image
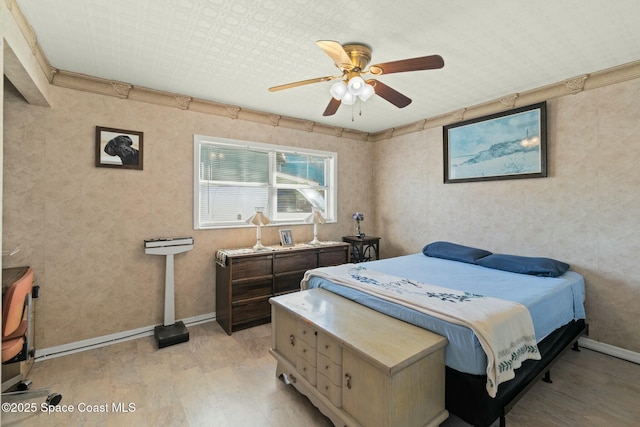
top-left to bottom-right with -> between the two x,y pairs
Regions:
353,212 -> 365,237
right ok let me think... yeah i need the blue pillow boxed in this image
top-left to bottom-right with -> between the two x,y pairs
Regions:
422,241 -> 492,264
476,254 -> 569,277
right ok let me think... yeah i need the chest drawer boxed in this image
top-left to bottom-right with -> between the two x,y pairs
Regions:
296,339 -> 317,366
317,371 -> 342,408
317,352 -> 342,386
318,332 -> 342,363
297,323 -> 317,347
296,357 -> 317,385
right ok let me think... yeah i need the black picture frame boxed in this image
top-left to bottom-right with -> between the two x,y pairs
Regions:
95,126 -> 144,170
443,102 -> 547,183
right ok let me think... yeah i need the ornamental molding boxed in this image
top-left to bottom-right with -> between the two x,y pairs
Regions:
333,127 -> 344,137
564,75 -> 589,94
452,108 -> 467,122
381,129 -> 394,140
499,94 -> 519,108
268,114 -> 281,126
174,95 -> 192,110
225,106 -> 240,119
414,119 -> 427,131
304,121 -> 315,132
111,81 -> 132,98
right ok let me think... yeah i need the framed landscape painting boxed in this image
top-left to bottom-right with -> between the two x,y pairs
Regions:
443,102 -> 547,183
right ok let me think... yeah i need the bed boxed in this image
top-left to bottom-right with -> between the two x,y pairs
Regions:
301,242 -> 588,427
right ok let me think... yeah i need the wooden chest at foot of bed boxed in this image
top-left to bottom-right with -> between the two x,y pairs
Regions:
270,288 -> 449,427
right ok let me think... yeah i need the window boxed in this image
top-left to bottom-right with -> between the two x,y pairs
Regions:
194,135 -> 337,229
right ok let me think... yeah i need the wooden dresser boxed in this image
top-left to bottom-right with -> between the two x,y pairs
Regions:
270,288 -> 449,427
215,242 -> 349,335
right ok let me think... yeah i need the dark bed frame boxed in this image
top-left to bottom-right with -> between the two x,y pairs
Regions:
446,319 -> 588,427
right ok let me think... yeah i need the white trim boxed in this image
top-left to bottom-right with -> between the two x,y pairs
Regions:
34,313 -> 215,361
578,337 -> 640,365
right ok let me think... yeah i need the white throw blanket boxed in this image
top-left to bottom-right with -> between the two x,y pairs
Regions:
301,264 -> 540,397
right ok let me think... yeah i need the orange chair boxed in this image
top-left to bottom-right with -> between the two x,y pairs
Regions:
2,267 -> 61,405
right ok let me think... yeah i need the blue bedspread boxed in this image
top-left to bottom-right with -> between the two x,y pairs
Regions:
305,253 -> 586,376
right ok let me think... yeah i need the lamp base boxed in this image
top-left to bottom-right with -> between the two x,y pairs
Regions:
253,241 -> 268,251
309,237 -> 321,245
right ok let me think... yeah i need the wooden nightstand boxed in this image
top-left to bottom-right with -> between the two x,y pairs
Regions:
342,235 -> 380,263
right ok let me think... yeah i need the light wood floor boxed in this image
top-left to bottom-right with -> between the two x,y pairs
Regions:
3,321 -> 639,426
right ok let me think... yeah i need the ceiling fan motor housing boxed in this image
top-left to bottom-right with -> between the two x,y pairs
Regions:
341,44 -> 372,72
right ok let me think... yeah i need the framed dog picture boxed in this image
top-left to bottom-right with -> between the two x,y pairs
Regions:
96,126 -> 144,170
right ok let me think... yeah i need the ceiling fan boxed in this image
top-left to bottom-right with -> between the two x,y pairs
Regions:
269,40 -> 444,117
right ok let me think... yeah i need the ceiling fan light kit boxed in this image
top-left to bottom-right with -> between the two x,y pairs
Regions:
269,40 -> 444,118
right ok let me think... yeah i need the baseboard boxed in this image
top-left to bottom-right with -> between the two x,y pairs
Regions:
34,312 -> 216,361
578,337 -> 640,365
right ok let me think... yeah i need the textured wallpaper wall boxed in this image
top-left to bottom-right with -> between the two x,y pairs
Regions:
2,83 -> 375,348
373,78 -> 640,352
4,76 -> 639,353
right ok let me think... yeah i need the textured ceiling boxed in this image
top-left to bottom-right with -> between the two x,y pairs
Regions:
14,0 -> 640,133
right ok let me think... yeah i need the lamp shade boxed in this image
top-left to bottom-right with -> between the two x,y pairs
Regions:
330,81 -> 347,100
304,207 -> 326,224
246,207 -> 270,226
360,83 -> 375,101
341,92 -> 356,105
347,76 -> 365,95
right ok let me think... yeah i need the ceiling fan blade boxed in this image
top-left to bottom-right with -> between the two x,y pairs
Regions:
368,55 -> 444,75
316,40 -> 353,69
369,79 -> 412,108
269,76 -> 336,92
322,97 -> 341,116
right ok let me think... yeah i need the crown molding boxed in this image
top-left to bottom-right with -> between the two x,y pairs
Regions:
372,60 -> 640,141
7,0 -> 640,142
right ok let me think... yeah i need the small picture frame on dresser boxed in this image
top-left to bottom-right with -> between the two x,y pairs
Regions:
279,229 -> 294,246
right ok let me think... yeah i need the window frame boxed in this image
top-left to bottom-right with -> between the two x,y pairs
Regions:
193,135 -> 337,230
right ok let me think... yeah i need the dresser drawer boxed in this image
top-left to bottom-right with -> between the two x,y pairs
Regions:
317,352 -> 342,386
318,248 -> 348,266
231,256 -> 272,280
296,357 -> 317,385
231,298 -> 270,324
274,271 -> 305,294
317,371 -> 342,408
318,333 -> 342,363
232,277 -> 272,301
274,252 -> 317,273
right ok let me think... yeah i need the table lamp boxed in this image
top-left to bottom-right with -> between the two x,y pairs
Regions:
246,207 -> 270,251
305,207 -> 326,245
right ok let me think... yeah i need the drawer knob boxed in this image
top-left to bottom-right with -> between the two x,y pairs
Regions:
289,334 -> 295,346
345,373 -> 352,389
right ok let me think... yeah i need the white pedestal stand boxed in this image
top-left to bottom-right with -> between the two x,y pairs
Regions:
144,237 -> 194,348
